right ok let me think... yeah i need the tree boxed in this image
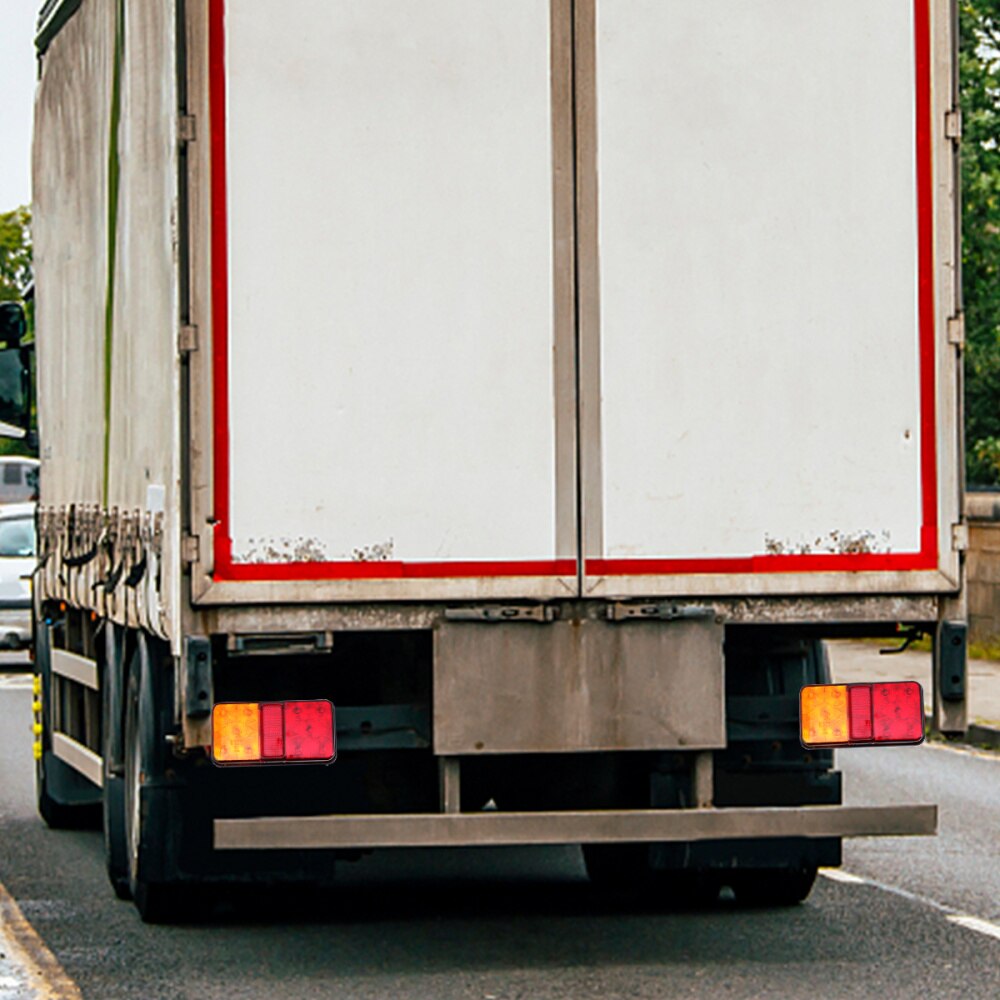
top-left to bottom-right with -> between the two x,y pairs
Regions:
0,207 -> 35,457
0,206 -> 31,301
961,2 -> 1000,484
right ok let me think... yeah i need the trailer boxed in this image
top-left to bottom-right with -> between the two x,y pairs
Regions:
28,0 -> 962,921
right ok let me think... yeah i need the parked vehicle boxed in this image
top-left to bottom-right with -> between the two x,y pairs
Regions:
29,0 -> 963,921
0,502 -> 35,649
0,458 -> 39,505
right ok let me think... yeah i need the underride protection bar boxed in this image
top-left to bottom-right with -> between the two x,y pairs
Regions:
214,804 -> 936,851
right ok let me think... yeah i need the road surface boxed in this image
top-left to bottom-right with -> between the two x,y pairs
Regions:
0,661 -> 998,999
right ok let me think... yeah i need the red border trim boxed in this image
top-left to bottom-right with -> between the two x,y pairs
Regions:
207,2 -> 567,583
209,0 -> 939,583
590,0 -> 939,578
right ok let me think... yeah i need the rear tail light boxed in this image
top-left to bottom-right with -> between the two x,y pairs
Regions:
212,700 -> 336,765
800,682 -> 924,748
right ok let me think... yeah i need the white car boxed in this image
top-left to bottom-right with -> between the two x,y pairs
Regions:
0,502 -> 36,648
0,456 -> 39,505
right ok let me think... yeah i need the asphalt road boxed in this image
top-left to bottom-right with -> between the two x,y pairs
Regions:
0,674 -> 999,1000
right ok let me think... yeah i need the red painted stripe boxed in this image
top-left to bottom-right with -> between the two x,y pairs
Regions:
588,548 -> 937,577
222,559 -> 577,582
914,0 -> 939,564
209,0 -> 232,576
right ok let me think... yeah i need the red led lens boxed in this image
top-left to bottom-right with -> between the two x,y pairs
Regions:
284,701 -> 335,761
872,681 -> 923,743
848,685 -> 873,741
260,703 -> 285,758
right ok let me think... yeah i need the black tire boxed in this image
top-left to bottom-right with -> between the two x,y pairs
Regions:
583,845 -> 720,907
729,866 -> 818,907
123,642 -> 184,923
104,775 -> 130,899
652,871 -> 721,908
582,843 -> 649,893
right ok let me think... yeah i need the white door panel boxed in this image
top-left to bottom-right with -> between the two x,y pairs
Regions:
589,0 -> 936,584
216,0 -> 570,592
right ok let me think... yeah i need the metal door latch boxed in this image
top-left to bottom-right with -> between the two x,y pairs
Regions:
444,605 -> 557,623
606,602 -> 718,623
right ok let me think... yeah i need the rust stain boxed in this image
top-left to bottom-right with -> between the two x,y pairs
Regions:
764,529 -> 891,556
352,539 -> 395,562
241,536 -> 328,563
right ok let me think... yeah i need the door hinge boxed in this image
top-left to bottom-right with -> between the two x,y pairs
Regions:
947,313 -> 965,348
178,324 -> 199,354
444,605 -> 556,623
952,522 -> 969,553
178,114 -> 197,144
181,535 -> 201,565
944,109 -> 962,142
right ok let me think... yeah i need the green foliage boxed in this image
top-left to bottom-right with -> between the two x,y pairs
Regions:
0,206 -> 31,299
962,2 -> 1000,485
0,206 -> 36,457
0,206 -> 32,337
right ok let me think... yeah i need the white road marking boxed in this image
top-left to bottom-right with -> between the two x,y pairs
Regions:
921,737 -> 1000,761
947,914 -> 1000,943
818,868 -> 866,885
820,869 -> 1000,945
0,881 -> 81,999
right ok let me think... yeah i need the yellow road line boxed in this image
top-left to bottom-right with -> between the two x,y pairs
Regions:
0,880 -> 81,1000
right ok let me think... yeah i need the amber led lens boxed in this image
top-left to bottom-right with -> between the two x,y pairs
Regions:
800,684 -> 849,748
212,702 -> 261,762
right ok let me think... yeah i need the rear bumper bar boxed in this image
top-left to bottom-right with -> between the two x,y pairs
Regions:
215,804 -> 936,850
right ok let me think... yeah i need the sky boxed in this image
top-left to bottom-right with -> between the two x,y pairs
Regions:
0,1 -> 40,212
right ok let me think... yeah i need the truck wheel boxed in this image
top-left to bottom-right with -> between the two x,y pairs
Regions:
123,646 -> 183,923
583,846 -> 720,907
582,843 -> 648,892
730,866 -> 818,907
103,774 -> 130,899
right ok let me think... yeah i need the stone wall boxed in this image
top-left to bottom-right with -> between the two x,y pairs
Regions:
966,493 -> 1000,645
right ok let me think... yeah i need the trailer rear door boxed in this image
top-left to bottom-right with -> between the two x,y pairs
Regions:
580,0 -> 958,598
205,0 -> 577,601
197,0 -> 958,604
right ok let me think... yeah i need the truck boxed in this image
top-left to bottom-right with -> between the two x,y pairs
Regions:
24,0 -> 963,922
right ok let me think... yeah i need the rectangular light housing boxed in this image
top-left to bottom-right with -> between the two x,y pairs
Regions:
212,700 -> 336,765
800,681 -> 924,748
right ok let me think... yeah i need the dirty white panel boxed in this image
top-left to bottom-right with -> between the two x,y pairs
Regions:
34,0 -> 180,641
596,0 -> 925,563
109,0 -> 179,638
224,0 -> 557,566
32,0 -> 115,509
110,1 -> 178,512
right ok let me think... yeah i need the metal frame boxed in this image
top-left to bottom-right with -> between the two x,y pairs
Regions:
191,593 -> 941,636
182,0 -> 963,609
35,0 -> 85,54
215,803 -> 936,850
932,0 -> 968,735
50,649 -> 98,690
51,732 -> 103,788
